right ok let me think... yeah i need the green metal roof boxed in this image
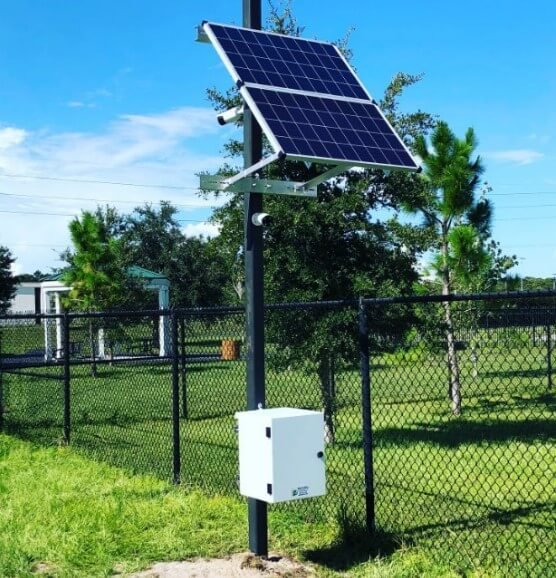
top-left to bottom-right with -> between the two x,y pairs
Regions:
44,266 -> 168,283
127,266 -> 168,281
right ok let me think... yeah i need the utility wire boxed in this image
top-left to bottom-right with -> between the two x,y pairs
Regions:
0,190 -> 214,209
3,207 -> 556,223
1,170 -> 556,197
0,208 -> 207,222
4,188 -> 556,210
0,172 -> 201,191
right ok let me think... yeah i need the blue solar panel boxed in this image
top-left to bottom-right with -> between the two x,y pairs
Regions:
205,23 -> 369,100
242,86 -> 418,170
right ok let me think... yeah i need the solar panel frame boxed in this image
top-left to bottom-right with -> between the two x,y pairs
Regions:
240,85 -> 419,172
203,22 -> 373,101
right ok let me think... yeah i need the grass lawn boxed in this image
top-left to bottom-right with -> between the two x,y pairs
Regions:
0,433 -> 506,578
2,321 -> 555,577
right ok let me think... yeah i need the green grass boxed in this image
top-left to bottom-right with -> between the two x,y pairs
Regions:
1,327 -> 555,577
0,433 -> 507,578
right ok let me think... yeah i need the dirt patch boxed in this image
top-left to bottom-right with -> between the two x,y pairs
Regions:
130,552 -> 313,578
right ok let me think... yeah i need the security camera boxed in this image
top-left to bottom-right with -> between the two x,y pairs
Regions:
251,213 -> 272,227
217,105 -> 244,126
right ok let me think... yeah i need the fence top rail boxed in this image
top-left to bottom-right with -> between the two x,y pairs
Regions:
361,289 -> 556,307
3,290 -> 556,322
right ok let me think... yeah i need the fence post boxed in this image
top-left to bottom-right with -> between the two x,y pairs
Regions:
358,297 -> 375,533
63,313 -> 71,445
180,316 -> 188,418
171,311 -> 181,484
547,324 -> 552,390
0,324 -> 4,433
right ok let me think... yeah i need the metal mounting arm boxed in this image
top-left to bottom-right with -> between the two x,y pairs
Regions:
294,163 -> 354,193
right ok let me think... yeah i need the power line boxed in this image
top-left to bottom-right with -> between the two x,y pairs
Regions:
0,209 -> 75,217
3,188 -> 556,210
3,170 -> 556,197
0,172 -> 202,191
490,191 -> 556,197
0,208 -> 207,222
0,190 -> 214,209
495,203 -> 556,210
494,215 -> 556,222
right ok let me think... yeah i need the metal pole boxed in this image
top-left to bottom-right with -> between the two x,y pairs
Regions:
171,311 -> 181,484
547,324 -> 552,390
63,313 -> 71,445
180,316 -> 188,419
243,0 -> 267,558
358,298 -> 375,532
0,326 -> 4,433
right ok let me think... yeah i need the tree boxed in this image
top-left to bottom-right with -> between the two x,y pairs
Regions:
62,212 -> 131,376
15,270 -> 45,283
205,6 -> 435,441
95,202 -> 231,308
408,121 -> 490,415
0,246 -> 16,314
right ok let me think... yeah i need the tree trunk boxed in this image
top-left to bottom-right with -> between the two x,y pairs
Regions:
88,320 -> 97,378
441,240 -> 462,416
318,352 -> 336,444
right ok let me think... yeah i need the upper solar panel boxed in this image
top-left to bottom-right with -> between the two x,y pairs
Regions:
204,22 -> 370,100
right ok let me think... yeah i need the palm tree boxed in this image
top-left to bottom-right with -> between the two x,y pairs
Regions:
409,122 -> 490,415
62,212 -> 126,377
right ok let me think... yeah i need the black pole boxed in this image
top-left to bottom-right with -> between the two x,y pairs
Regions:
0,326 -> 4,433
171,311 -> 181,484
358,298 -> 375,532
547,324 -> 552,390
63,313 -> 71,445
243,0 -> 268,558
180,317 -> 188,418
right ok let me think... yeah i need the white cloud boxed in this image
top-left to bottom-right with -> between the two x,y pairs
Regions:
0,107 -> 227,273
0,127 -> 27,150
66,101 -> 96,109
485,149 -> 544,166
182,221 -> 220,239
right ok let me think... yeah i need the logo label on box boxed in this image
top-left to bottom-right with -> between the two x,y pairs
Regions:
292,486 -> 309,497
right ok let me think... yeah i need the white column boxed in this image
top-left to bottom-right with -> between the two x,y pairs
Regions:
98,328 -> 105,359
158,286 -> 170,357
43,290 -> 51,361
55,292 -> 63,359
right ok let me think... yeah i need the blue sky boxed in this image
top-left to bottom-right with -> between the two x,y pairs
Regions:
1,0 -> 555,278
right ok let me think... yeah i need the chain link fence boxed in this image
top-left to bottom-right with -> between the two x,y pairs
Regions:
1,292 -> 554,576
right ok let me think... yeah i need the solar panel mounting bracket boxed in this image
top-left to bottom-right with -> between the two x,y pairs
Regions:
196,24 -> 210,43
225,152 -> 281,187
297,163 -> 354,191
199,174 -> 317,197
199,152 -> 316,197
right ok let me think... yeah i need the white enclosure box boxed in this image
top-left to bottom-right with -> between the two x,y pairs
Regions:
235,407 -> 326,504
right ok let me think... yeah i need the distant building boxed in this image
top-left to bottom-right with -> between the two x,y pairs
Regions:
5,267 -> 170,358
8,282 -> 42,315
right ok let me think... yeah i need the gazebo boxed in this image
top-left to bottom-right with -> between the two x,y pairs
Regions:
41,266 -> 170,359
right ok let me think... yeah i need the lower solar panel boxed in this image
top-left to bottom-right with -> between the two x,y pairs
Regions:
242,86 -> 418,171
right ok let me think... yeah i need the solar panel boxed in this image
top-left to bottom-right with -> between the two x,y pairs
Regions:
202,21 -> 419,174
205,22 -> 370,101
241,86 -> 419,170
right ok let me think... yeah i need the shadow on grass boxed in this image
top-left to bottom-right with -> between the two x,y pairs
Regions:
304,511 -> 406,571
477,393 -> 556,412
406,500 -> 556,537
368,417 -> 556,448
482,368 -> 553,380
